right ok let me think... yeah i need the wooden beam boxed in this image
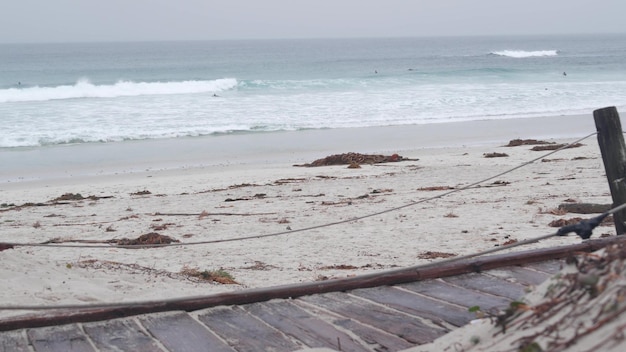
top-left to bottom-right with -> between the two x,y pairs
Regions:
1,236 -> 625,332
594,106 -> 626,234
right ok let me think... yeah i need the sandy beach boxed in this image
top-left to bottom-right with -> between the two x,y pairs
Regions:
0,113 -> 613,320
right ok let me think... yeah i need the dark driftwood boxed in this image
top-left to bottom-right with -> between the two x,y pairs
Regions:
558,203 -> 612,214
594,106 -> 626,234
2,236 -> 625,332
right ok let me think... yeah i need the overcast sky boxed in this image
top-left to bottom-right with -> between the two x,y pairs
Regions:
1,0 -> 625,43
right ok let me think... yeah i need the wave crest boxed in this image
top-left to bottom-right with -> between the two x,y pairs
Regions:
0,78 -> 238,103
491,50 -> 558,58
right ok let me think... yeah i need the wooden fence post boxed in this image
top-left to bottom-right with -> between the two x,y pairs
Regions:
594,106 -> 626,235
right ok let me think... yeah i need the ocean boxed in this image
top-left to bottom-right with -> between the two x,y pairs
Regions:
1,34 -> 625,150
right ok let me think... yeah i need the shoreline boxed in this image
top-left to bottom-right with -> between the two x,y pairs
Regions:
0,113 -> 596,184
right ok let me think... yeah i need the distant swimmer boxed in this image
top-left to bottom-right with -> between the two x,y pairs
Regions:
374,70 -> 378,74
563,71 -> 567,76
212,93 -> 219,97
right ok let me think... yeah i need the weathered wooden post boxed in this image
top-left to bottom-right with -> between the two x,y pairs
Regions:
594,106 -> 626,235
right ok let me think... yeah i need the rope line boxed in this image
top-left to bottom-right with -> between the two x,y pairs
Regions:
0,132 -> 598,249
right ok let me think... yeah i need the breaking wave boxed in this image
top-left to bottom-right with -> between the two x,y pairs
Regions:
491,50 -> 558,58
0,78 -> 238,103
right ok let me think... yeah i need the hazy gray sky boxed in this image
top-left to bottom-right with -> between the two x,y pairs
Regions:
1,0 -> 625,43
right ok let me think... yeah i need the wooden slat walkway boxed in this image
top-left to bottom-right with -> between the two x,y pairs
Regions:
1,237 -> 622,352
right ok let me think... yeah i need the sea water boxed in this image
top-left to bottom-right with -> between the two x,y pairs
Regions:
2,34 -> 626,150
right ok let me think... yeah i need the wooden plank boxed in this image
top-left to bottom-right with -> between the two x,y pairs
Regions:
350,285 -> 472,328
82,318 -> 164,352
244,300 -> 369,351
139,312 -> 234,352
0,330 -> 31,352
301,291 -> 447,344
400,279 -> 512,311
524,260 -> 563,274
331,317 -> 415,351
196,306 -> 300,352
27,324 -> 95,352
486,266 -> 552,286
443,273 -> 526,300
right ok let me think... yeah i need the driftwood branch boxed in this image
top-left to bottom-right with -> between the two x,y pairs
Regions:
153,212 -> 276,217
558,203 -> 611,214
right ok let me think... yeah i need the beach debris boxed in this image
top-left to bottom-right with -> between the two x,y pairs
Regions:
475,180 -> 510,188
418,185 -> 455,191
371,188 -> 393,194
180,266 -> 238,284
241,261 -> 279,271
150,222 -> 175,231
130,190 -> 152,196
418,251 -> 457,259
548,217 -> 585,227
1,193 -> 114,212
115,232 -> 179,246
558,203 -> 611,214
225,193 -> 267,202
539,207 -> 568,216
274,178 -> 306,184
294,152 -> 417,167
73,259 -> 238,284
153,211 -> 276,217
502,238 -> 518,246
199,183 -> 261,193
319,264 -> 359,270
531,143 -> 583,151
53,193 -> 85,201
483,152 -> 509,158
505,139 -> 554,147
548,216 -> 613,228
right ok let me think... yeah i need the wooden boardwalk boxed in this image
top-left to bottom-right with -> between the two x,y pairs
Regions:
1,237 -> 621,352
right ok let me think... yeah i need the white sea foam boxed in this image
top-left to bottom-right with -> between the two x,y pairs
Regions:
0,78 -> 238,103
491,50 -> 558,58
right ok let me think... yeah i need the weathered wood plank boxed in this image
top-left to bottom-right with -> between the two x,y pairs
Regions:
0,330 -> 31,352
486,266 -> 552,286
27,324 -> 95,352
331,317 -> 415,351
139,312 -> 234,352
443,273 -> 527,300
82,318 -> 164,352
400,279 -> 511,311
244,300 -> 369,351
301,291 -> 447,344
524,260 -> 563,274
196,306 -> 301,352
350,285 -> 472,328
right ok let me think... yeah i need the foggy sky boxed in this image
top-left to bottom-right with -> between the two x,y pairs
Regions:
1,0 -> 625,43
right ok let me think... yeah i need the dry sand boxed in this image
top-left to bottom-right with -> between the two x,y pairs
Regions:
0,114 -> 614,321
